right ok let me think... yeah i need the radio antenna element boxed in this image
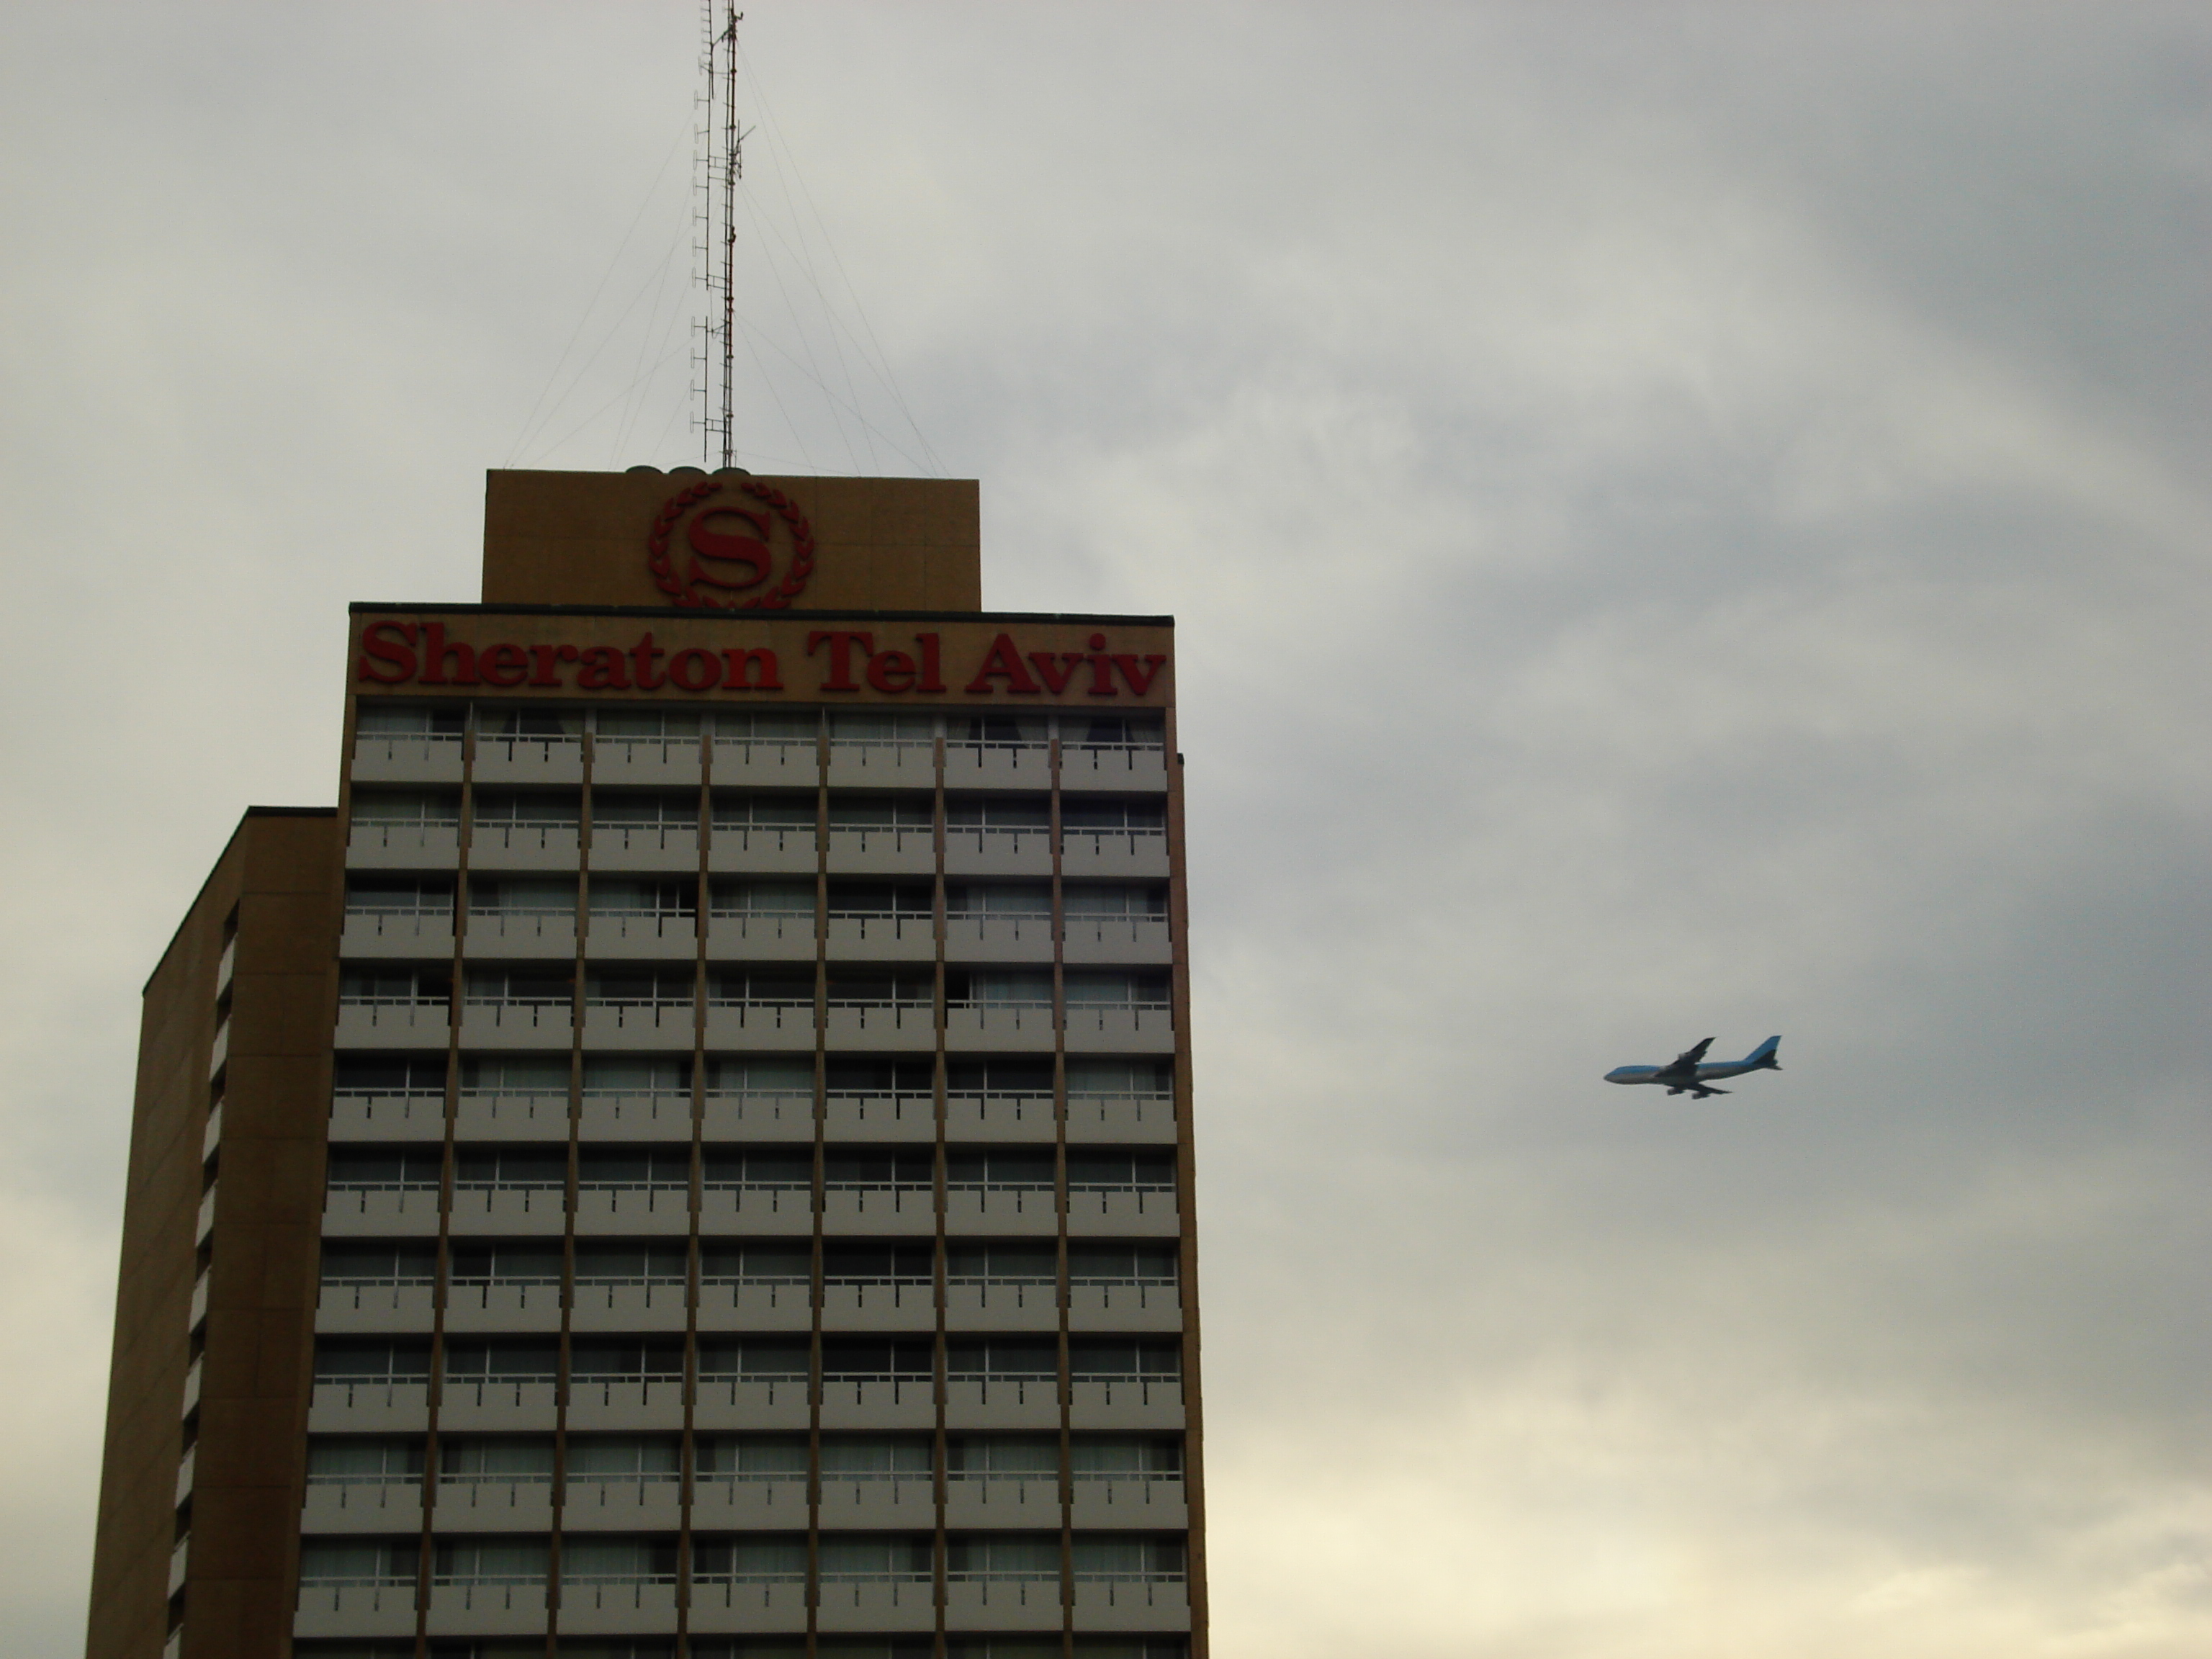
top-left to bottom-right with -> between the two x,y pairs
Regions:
695,2 -> 746,469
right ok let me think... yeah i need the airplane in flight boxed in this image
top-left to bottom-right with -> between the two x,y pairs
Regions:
1605,1035 -> 1782,1099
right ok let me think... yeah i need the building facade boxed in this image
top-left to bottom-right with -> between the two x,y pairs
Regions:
86,469 -> 1204,1659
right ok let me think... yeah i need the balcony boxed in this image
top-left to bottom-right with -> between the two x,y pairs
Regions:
945,1278 -> 1058,1331
560,1473 -> 683,1529
691,1372 -> 810,1431
307,1378 -> 430,1433
1061,914 -> 1172,966
706,908 -> 816,961
944,1472 -> 1061,1528
580,996 -> 694,1050
590,820 -> 701,872
1060,739 -> 1170,790
453,1088 -> 568,1142
684,1575 -> 809,1635
1068,1280 -> 1183,1333
943,1002 -> 1056,1053
1073,1575 -> 1191,1629
943,912 -> 1055,964
823,822 -> 935,876
565,1375 -> 688,1432
813,1572 -> 936,1632
944,1086 -> 1057,1143
422,1579 -> 549,1637
568,1277 -> 690,1332
341,906 -> 455,958
943,1374 -> 1060,1430
557,1574 -> 679,1632
315,1279 -> 436,1334
942,737 -> 1052,789
574,1179 -> 691,1235
458,996 -> 572,1049
464,908 -> 577,959
816,1373 -> 937,1431
336,996 -> 451,1048
346,819 -> 461,871
706,819 -> 817,873
593,731 -> 703,785
1060,824 -> 1170,878
822,1086 -> 934,1142
584,909 -> 696,960
943,1574 -> 1065,1632
693,1277 -> 813,1333
446,1181 -> 566,1235
323,1182 -> 443,1236
466,817 -> 580,872
473,731 -> 582,784
700,1177 -> 813,1233
824,910 -> 934,962
825,732 -> 937,789
578,1087 -> 693,1142
1071,1472 -> 1187,1528
689,1470 -> 809,1527
1061,1002 -> 1174,1053
351,727 -> 463,783
702,1085 -> 814,1142
943,824 -> 1053,878
815,1470 -> 937,1527
293,1581 -> 419,1640
441,1279 -> 563,1334
945,1180 -> 1058,1236
301,1475 -> 425,1534
1068,1376 -> 1184,1430
1066,1182 -> 1179,1237
710,734 -> 817,787
430,1476 -> 552,1533
819,1182 -> 934,1234
436,1376 -> 559,1431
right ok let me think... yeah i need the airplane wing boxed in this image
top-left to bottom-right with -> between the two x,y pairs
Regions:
1672,1037 -> 1714,1069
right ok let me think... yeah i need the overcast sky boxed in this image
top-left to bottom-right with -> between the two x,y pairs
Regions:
2,4 -> 2207,1655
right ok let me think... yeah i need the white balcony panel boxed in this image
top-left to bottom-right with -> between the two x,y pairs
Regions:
1068,1379 -> 1184,1431
347,822 -> 462,871
699,1185 -> 813,1234
323,1187 -> 443,1236
943,827 -> 1053,878
342,911 -> 457,958
561,1475 -> 683,1530
814,1576 -> 935,1632
943,1092 -> 1057,1143
942,915 -> 1055,965
433,1379 -> 559,1431
702,1004 -> 814,1051
685,1578 -> 809,1635
565,1380 -> 685,1432
466,822 -> 581,872
558,1580 -> 679,1633
945,1474 -> 1063,1529
593,734 -> 703,785
692,1377 -> 810,1431
1064,1094 -> 1177,1145
706,823 -> 817,875
710,737 -> 818,788
584,912 -> 696,959
197,1187 -> 216,1245
351,731 -> 463,783
1065,1188 -> 1179,1236
578,1092 -> 694,1142
441,1283 -> 565,1333
472,734 -> 583,784
689,1475 -> 809,1529
943,1377 -> 1059,1429
943,1578 -> 1065,1632
817,1282 -> 935,1331
702,1091 -> 815,1142
464,913 -> 576,959
1074,1578 -> 1191,1631
1069,1283 -> 1182,1333
307,1380 -> 430,1434
1059,742 -> 1170,790
453,1092 -> 569,1142
1059,830 -> 1170,879
820,1002 -> 932,1052
1071,1476 -> 1186,1529
694,1282 -> 814,1333
706,911 -> 817,961
581,1002 -> 695,1049
574,1185 -> 692,1235
1060,917 -> 1172,966
431,1478 -> 553,1532
422,1583 -> 549,1637
189,1269 -> 207,1334
459,1002 -> 572,1049
819,1185 -> 935,1234
207,1023 -> 229,1079
336,1002 -> 451,1048
1061,1006 -> 1174,1053
943,1006 -> 1056,1053
945,1281 -> 1059,1331
293,1584 -> 420,1640
816,1377 -> 936,1430
822,1092 -> 935,1143
569,1282 -> 689,1332
216,936 -> 235,997
814,1476 -> 936,1528
945,1186 -> 1059,1235
824,739 -> 935,788
823,826 -> 935,876
175,1444 -> 195,1506
446,1186 -> 567,1236
301,1479 -> 424,1534
316,1283 -> 436,1334
202,1099 -> 223,1160
824,913 -> 934,962
941,741 -> 1051,789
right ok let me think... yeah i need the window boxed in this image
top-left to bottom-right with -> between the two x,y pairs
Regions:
442,1340 -> 559,1384
336,1056 -> 446,1097
1061,798 -> 1166,832
349,790 -> 459,827
480,708 -> 580,738
1062,884 -> 1166,917
1066,715 -> 1164,750
946,1059 -> 1053,1097
954,714 -> 1046,745
577,1146 -> 689,1188
587,878 -> 696,917
314,1340 -> 431,1385
583,1056 -> 688,1096
826,793 -> 933,830
825,1058 -> 931,1097
947,1243 -> 1056,1285
711,792 -> 816,830
1068,1244 -> 1177,1285
948,971 -> 1053,1007
946,1436 -> 1058,1477
688,1536 -> 806,1582
464,967 -> 572,1005
711,879 -> 814,915
320,1244 -> 435,1287
824,1148 -> 932,1190
947,1147 -> 1055,1190
433,1537 -> 550,1586
702,1148 -> 811,1190
472,791 -> 580,828
818,1437 -> 932,1478
439,1437 -> 554,1484
824,971 -> 930,1007
709,1057 -> 811,1097
572,1244 -> 687,1286
945,794 -> 1049,828
1071,1535 -> 1186,1580
305,1437 -> 423,1485
1069,1437 -> 1182,1478
828,711 -> 935,744
820,1338 -> 932,1382
299,1539 -> 418,1587
1068,1340 -> 1179,1380
1066,1149 -> 1175,1192
817,1534 -> 932,1580
454,1146 -> 565,1190
945,883 -> 1052,916
945,1534 -> 1059,1580
567,1340 -> 682,1384
462,1056 -> 569,1097
1065,1060 -> 1172,1098
825,881 -> 931,917
694,1436 -> 808,1480
559,1536 -> 677,1583
697,1339 -> 809,1381
945,1339 -> 1056,1381
341,968 -> 450,1006
710,968 -> 813,1007
326,1147 -> 443,1191
596,710 -> 701,739
356,704 -> 464,737
700,1242 -> 811,1285
448,1244 -> 562,1288
346,877 -> 453,916
566,1437 -> 680,1482
822,1243 -> 932,1286
1063,971 -> 1170,1007
715,711 -> 817,742
586,968 -> 692,1006
469,878 -> 577,915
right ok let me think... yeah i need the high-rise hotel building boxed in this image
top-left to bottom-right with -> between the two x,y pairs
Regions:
86,470 -> 1202,1659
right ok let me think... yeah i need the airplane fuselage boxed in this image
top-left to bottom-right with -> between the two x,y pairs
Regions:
1606,1036 -> 1782,1096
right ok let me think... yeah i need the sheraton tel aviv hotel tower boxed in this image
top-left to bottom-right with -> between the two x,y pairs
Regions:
86,469 -> 1204,1659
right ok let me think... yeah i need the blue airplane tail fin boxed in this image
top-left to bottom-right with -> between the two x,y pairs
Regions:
1745,1035 -> 1782,1070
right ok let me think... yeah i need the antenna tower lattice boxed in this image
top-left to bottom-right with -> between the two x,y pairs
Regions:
693,2 -> 744,469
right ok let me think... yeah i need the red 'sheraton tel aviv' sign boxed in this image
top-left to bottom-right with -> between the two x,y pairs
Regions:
356,623 -> 1168,699
647,477 -> 816,608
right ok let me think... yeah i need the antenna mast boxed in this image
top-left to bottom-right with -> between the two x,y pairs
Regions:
695,3 -> 744,469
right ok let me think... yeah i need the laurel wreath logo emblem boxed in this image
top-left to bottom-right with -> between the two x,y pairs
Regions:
647,479 -> 817,609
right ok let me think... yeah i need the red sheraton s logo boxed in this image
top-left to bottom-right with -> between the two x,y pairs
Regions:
647,477 -> 815,609
356,624 -> 1168,698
